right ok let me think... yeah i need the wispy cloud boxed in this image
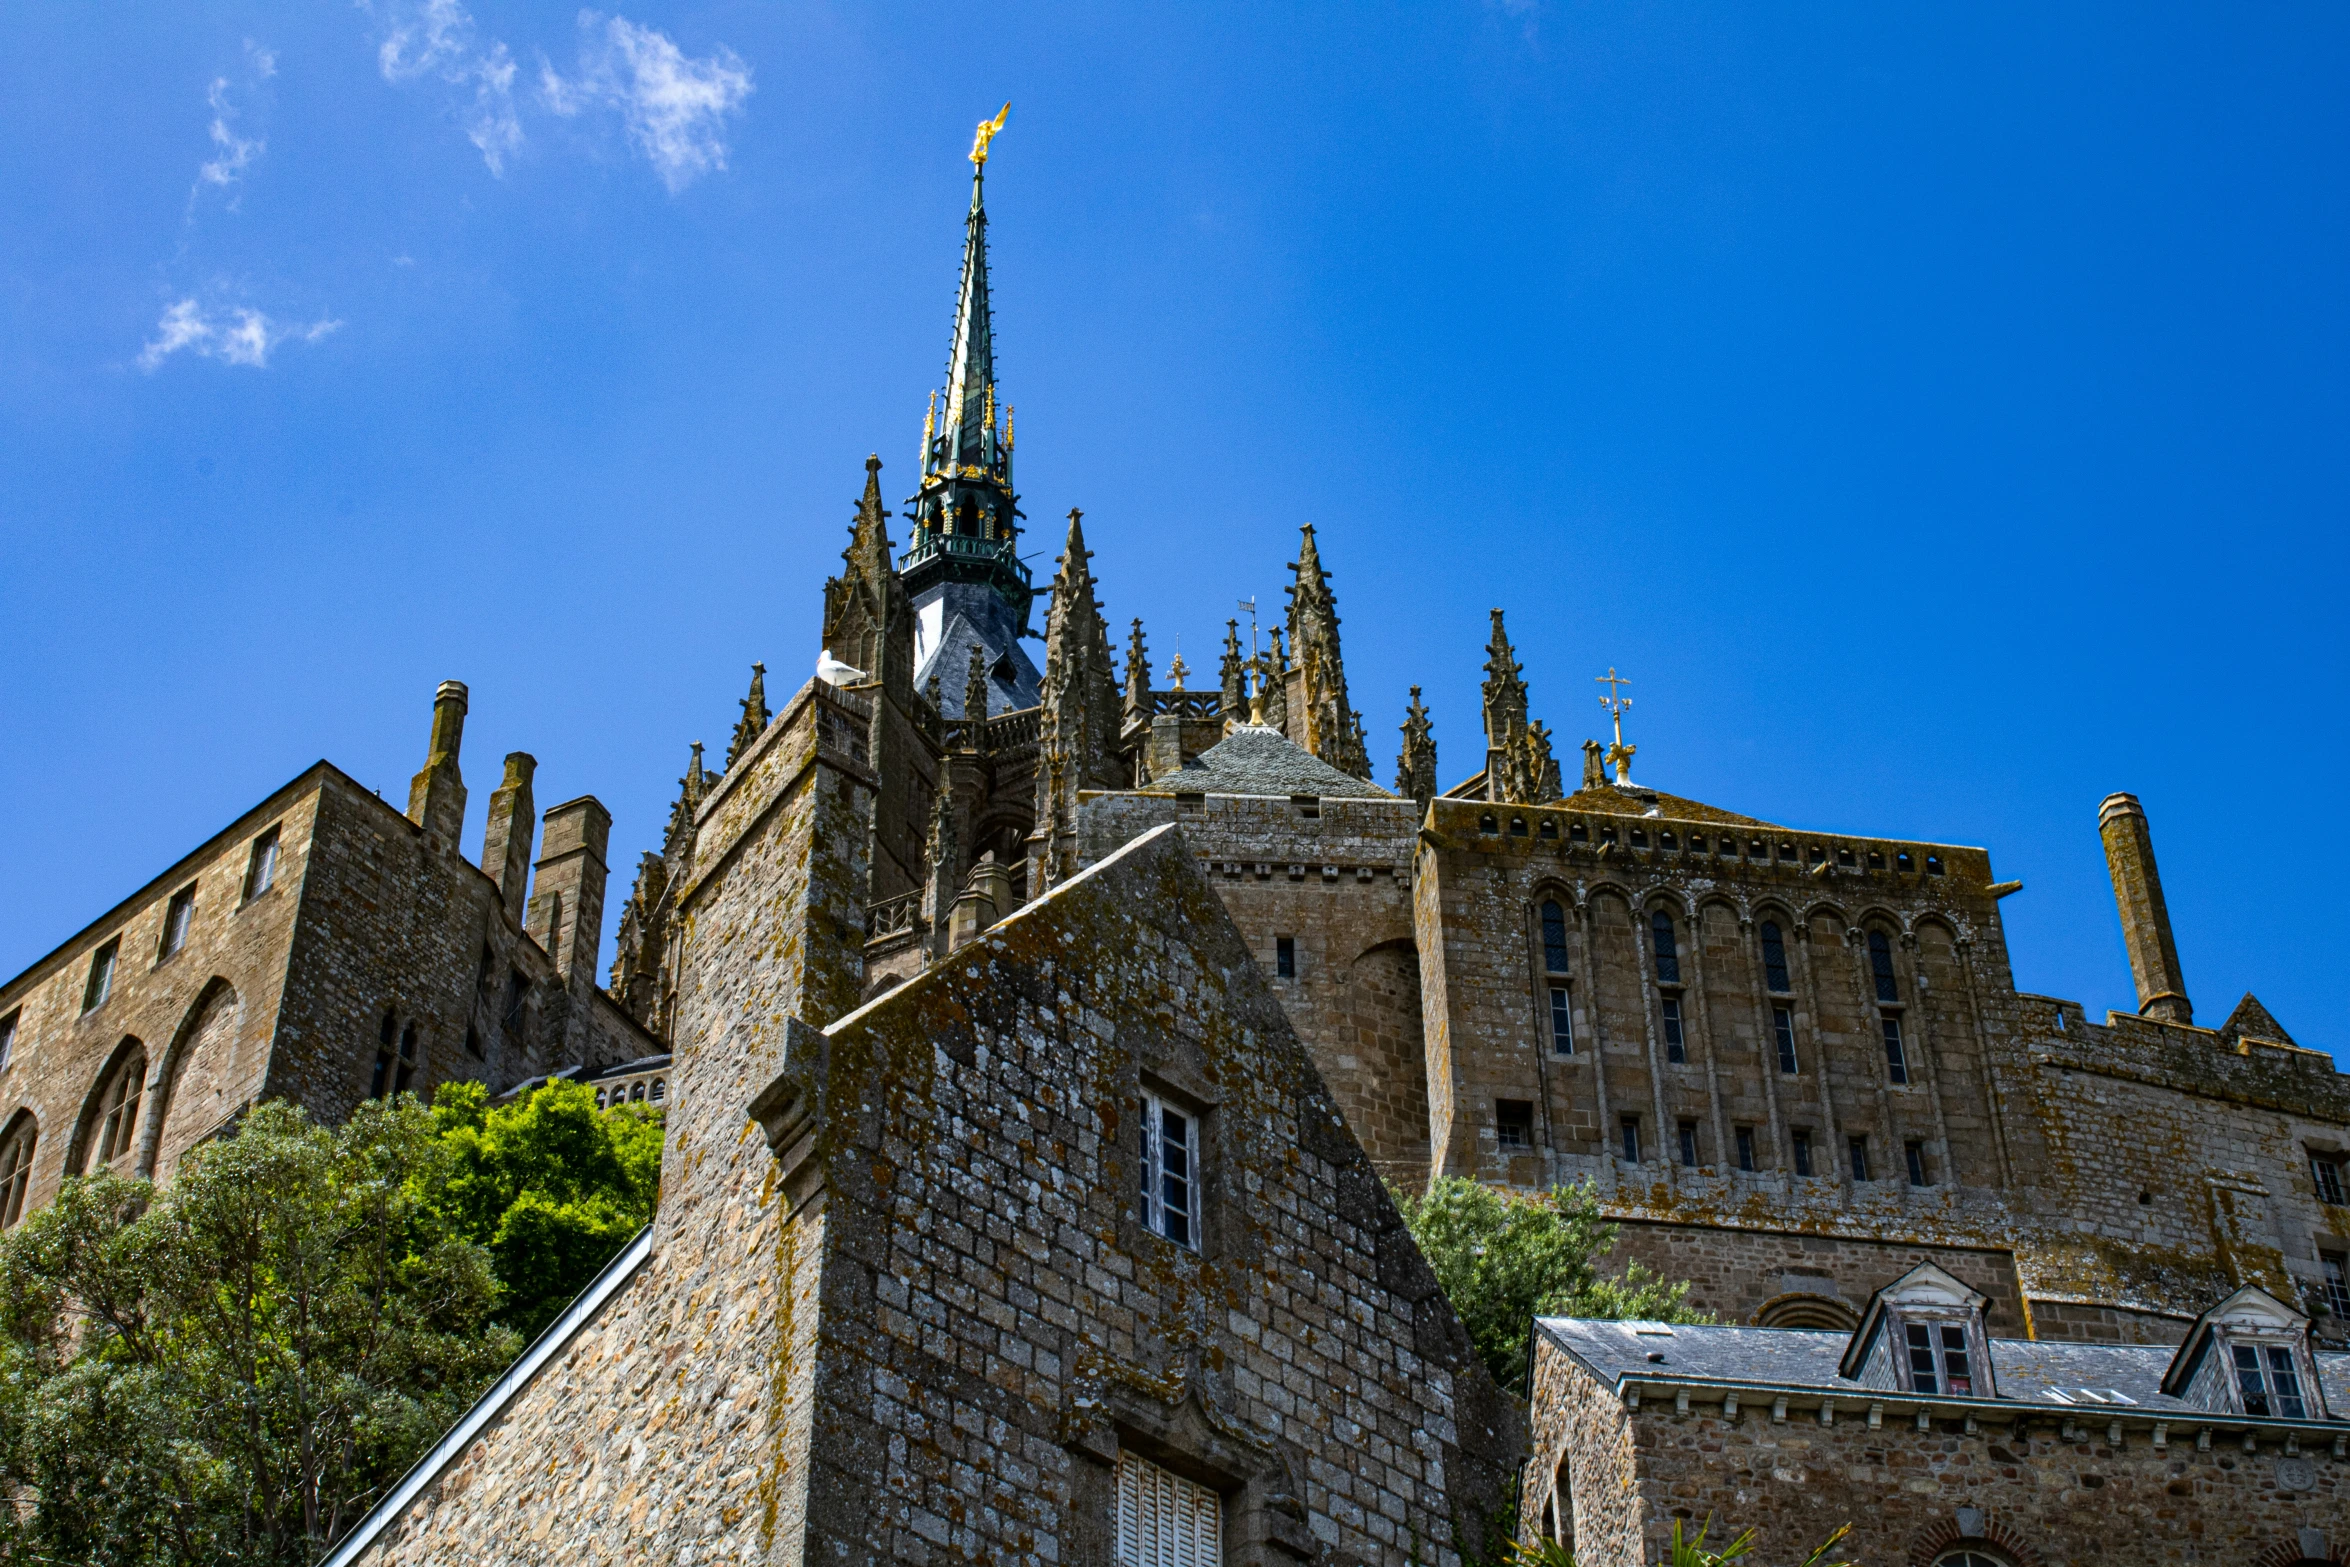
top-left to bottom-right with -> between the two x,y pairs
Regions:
366,0 -> 523,174
194,42 -> 277,202
541,13 -> 754,192
139,299 -> 342,371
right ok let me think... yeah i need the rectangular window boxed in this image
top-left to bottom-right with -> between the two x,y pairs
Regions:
1848,1136 -> 1871,1182
1139,1094 -> 1197,1250
2314,1156 -> 2347,1206
1660,996 -> 1685,1062
1905,1323 -> 1939,1393
1773,1005 -> 1798,1074
2266,1345 -> 2307,1419
1941,1326 -> 1974,1394
1881,1016 -> 1909,1084
1792,1129 -> 1814,1178
1548,984 -> 1574,1056
1760,928 -> 1792,994
0,1010 -> 16,1071
1735,1126 -> 1755,1172
1115,1451 -> 1221,1567
243,825 -> 281,902
1677,1120 -> 1698,1169
82,939 -> 119,1014
1274,936 -> 1295,978
1905,1140 -> 1929,1186
1496,1099 -> 1533,1150
1620,1116 -> 1641,1164
2232,1343 -> 2305,1418
1541,903 -> 1571,974
160,885 -> 196,960
2325,1253 -> 2350,1319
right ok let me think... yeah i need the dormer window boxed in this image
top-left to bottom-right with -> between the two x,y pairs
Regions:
1840,1262 -> 1995,1401
2233,1343 -> 2307,1419
1904,1322 -> 1973,1395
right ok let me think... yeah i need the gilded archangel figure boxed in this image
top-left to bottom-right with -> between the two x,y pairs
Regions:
970,103 -> 1010,165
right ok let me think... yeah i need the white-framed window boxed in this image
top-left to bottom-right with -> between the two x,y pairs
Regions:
2231,1341 -> 2308,1419
0,1120 -> 36,1227
2323,1252 -> 2350,1319
1903,1321 -> 1974,1394
93,1048 -> 145,1169
1115,1452 -> 1220,1567
1140,1093 -> 1197,1249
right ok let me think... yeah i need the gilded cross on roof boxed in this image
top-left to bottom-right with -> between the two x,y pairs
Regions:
1595,666 -> 1636,787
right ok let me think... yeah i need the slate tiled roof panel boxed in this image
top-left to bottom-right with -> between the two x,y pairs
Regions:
1537,1316 -> 2350,1419
1174,725 -> 1394,800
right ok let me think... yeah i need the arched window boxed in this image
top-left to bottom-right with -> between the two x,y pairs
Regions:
649,1078 -> 666,1104
1759,921 -> 1791,993
395,1025 -> 420,1096
1540,901 -> 1569,974
1868,929 -> 1899,1003
0,1118 -> 36,1227
92,1047 -> 146,1170
1650,910 -> 1680,984
1933,1554 -> 2014,1567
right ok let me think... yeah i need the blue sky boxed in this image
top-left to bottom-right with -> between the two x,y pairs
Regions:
2,3 -> 2343,1055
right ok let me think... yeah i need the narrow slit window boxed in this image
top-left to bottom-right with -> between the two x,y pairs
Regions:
1734,1126 -> 1755,1172
1540,901 -> 1570,974
160,885 -> 196,960
1660,996 -> 1686,1062
1848,1136 -> 1871,1182
1676,1120 -> 1698,1169
1773,1005 -> 1799,1074
1792,1129 -> 1814,1178
82,940 -> 119,1014
1140,1093 -> 1197,1250
1650,911 -> 1680,984
1548,984 -> 1574,1056
1620,1116 -> 1641,1164
0,1011 -> 16,1072
1274,936 -> 1295,978
243,825 -> 281,902
1868,929 -> 1899,1003
1759,922 -> 1791,994
1882,1016 -> 1909,1084
370,1011 -> 397,1100
1905,1140 -> 1929,1186
395,1024 -> 420,1096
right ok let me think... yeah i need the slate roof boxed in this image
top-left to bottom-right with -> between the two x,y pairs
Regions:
917,609 -> 1041,718
1536,1317 -> 2350,1419
1161,724 -> 1395,800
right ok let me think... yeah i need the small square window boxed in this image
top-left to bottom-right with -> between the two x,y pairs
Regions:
1274,936 -> 1295,978
1896,851 -> 1914,872
1676,1120 -> 1698,1169
160,885 -> 197,960
1658,831 -> 1677,851
1140,1092 -> 1199,1250
1292,794 -> 1320,820
1496,1099 -> 1533,1149
243,825 -> 282,902
1629,829 -> 1648,849
82,939 -> 120,1014
1479,814 -> 1498,835
1865,850 -> 1884,870
1925,854 -> 1945,876
1779,842 -> 1798,862
1836,848 -> 1855,867
1620,1116 -> 1642,1164
1569,821 -> 1588,842
1848,1136 -> 1871,1182
1748,838 -> 1767,859
2313,1155 -> 2346,1207
1538,819 -> 1558,840
1509,816 -> 1528,837
1792,1129 -> 1813,1178
1734,1126 -> 1755,1172
1599,825 -> 1618,846
1905,1140 -> 1929,1186
1808,846 -> 1827,866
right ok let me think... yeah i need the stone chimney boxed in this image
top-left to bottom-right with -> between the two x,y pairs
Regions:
406,680 -> 470,848
480,752 -> 537,918
2098,792 -> 2192,1025
529,796 -> 611,996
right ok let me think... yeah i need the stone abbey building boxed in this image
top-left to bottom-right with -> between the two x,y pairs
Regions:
6,126 -> 2349,1563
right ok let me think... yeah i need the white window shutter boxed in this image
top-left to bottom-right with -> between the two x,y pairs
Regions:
1115,1452 -> 1220,1566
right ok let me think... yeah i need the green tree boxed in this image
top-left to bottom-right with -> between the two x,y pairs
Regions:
426,1078 -> 663,1340
1510,1519 -> 1857,1565
0,1097 -> 519,1566
1395,1177 -> 1707,1394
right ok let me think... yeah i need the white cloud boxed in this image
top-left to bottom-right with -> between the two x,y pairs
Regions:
194,42 -> 277,198
139,299 -> 342,371
541,12 -> 753,193
366,0 -> 523,175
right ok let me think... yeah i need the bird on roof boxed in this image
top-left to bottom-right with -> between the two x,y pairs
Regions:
816,650 -> 868,687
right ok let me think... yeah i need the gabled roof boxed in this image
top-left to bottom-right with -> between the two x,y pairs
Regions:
1838,1262 -> 1990,1382
2161,1284 -> 2317,1402
2219,992 -> 2299,1050
1163,724 -> 1395,801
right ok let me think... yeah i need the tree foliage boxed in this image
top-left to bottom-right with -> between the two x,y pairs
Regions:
426,1078 -> 662,1340
1395,1176 -> 1707,1393
0,1097 -> 520,1565
1509,1518 -> 1857,1565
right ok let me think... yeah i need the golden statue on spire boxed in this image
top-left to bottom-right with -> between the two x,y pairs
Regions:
970,103 -> 1010,166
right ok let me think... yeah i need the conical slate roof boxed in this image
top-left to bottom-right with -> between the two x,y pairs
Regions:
1169,724 -> 1396,800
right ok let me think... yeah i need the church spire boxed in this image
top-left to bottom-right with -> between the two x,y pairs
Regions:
1282,524 -> 1371,779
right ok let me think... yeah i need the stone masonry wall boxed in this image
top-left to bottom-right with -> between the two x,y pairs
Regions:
1527,1333 -> 2350,1566
789,822 -> 1521,1565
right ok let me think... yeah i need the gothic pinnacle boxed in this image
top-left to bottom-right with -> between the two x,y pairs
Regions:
725,663 -> 770,770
